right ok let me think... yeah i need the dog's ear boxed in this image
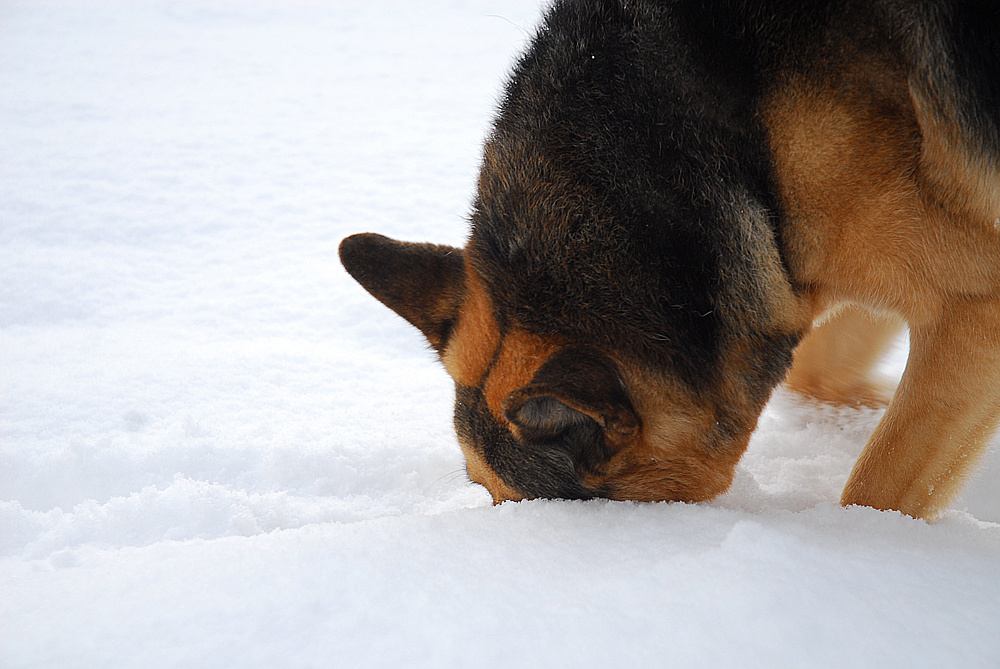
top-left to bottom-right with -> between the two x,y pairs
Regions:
339,233 -> 466,351
502,347 -> 640,470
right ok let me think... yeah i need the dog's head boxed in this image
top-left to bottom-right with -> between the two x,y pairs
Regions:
339,217 -> 804,504
340,0 -> 811,504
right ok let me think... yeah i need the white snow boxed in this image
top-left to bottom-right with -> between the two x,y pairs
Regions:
1,2 -> 998,667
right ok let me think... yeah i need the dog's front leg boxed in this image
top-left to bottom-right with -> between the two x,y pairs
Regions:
841,295 -> 1000,519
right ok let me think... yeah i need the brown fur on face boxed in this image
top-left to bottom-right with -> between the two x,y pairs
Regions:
586,363 -> 748,503
441,272 -> 501,388
456,329 -> 750,505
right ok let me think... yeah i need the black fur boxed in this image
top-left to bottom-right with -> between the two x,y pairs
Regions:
455,384 -> 598,499
887,0 -> 1000,161
468,0 -> 800,395
340,233 -> 466,352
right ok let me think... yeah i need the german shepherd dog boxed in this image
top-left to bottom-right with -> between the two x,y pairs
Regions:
340,0 -> 1000,519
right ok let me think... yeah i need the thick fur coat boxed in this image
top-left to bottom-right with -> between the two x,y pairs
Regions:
341,0 -> 1000,519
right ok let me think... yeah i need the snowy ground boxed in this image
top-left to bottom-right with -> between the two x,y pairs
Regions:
2,2 -> 998,667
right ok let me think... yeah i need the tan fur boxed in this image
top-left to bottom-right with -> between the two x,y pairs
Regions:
785,305 -> 904,407
841,296 -> 1000,517
439,274 -> 522,503
767,60 -> 1000,518
911,87 -> 1000,230
483,330 -> 564,424
765,74 -> 938,322
461,439 -> 524,504
590,364 -> 744,502
442,272 -> 501,388
442,274 -> 568,503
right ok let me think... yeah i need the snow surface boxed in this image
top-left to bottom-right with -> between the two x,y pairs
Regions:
2,1 -> 998,667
